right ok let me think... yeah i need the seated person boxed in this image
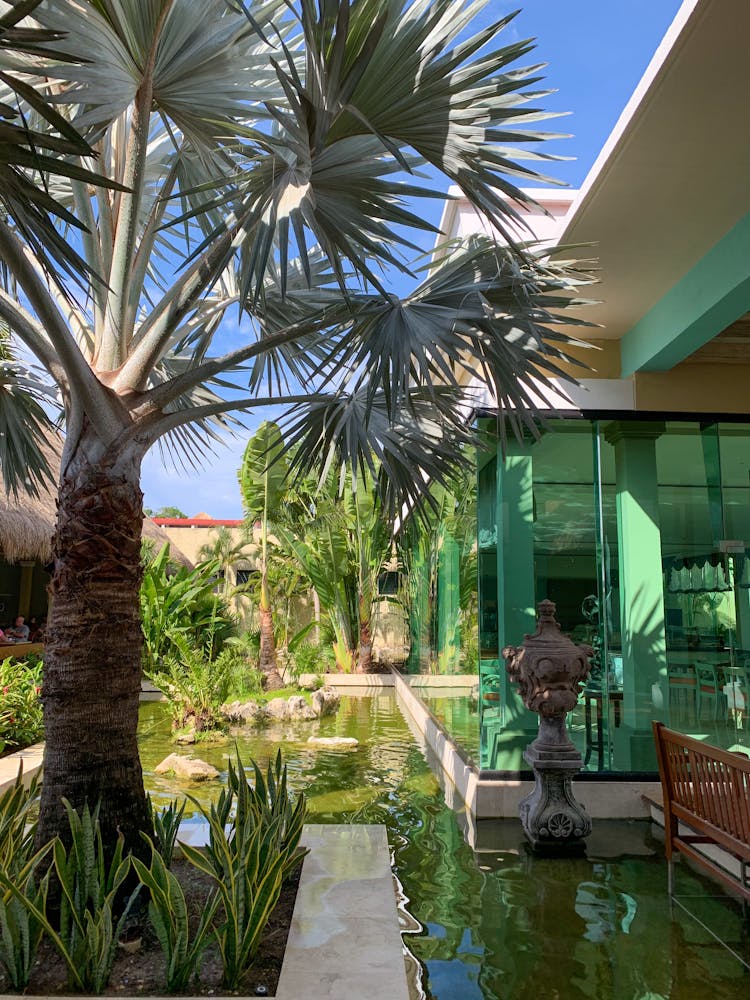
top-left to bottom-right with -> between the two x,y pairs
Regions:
27,616 -> 44,642
5,616 -> 29,642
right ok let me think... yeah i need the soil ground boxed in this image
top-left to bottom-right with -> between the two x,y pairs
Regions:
0,857 -> 301,996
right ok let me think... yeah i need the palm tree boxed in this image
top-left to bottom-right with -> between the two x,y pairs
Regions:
239,421 -> 290,687
276,466 -> 397,673
0,0 -> 591,853
197,524 -> 249,602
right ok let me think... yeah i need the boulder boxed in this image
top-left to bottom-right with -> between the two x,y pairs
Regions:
265,697 -> 290,721
307,736 -> 359,750
174,730 -> 196,745
311,688 -> 340,718
297,673 -> 323,691
154,753 -> 219,781
287,695 -> 317,721
221,700 -> 267,724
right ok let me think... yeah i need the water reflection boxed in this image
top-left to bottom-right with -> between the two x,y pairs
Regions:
138,696 -> 749,1000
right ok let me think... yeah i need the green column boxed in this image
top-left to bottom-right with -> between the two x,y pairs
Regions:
494,442 -> 538,758
604,421 -> 668,769
437,530 -> 460,673
408,541 -> 430,674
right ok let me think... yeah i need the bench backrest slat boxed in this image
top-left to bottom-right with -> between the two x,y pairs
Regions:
653,721 -> 750,857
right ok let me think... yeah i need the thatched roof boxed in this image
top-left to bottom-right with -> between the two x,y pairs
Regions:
0,436 -> 191,567
0,437 -> 59,564
142,519 -> 193,567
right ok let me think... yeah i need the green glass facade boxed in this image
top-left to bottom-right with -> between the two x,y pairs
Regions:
474,416 -> 750,773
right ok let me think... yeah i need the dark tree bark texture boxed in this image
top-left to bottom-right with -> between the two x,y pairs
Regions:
36,440 -> 153,857
258,575 -> 283,690
357,612 -> 372,674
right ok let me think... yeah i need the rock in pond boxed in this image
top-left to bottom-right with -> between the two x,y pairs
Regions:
154,753 -> 219,781
307,736 -> 359,750
311,688 -> 340,717
265,697 -> 290,720
221,700 -> 267,723
287,695 -> 317,721
174,730 -> 196,745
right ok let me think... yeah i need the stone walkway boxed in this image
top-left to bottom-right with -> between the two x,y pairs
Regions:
276,824 -> 409,1000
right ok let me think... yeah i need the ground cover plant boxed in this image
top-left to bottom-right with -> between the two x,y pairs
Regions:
0,0 -> 592,856
0,752 -> 305,995
0,657 -> 44,756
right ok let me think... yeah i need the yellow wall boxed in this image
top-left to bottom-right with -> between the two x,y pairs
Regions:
634,363 -> 750,413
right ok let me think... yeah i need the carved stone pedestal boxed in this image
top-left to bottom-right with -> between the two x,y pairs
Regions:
519,716 -> 592,853
503,600 -> 593,854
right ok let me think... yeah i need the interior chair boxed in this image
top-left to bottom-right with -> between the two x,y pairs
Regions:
668,667 -> 697,722
695,662 -> 722,721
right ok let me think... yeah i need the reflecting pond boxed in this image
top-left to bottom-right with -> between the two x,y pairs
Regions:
138,695 -> 750,1000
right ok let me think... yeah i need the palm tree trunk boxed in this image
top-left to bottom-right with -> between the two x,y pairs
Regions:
357,613 -> 373,673
258,575 -> 283,689
35,440 -> 152,857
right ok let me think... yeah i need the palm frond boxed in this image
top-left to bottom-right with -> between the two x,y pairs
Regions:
281,385 -> 474,523
0,358 -> 60,496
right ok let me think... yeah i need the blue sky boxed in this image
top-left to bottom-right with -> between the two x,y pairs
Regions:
141,0 -> 684,519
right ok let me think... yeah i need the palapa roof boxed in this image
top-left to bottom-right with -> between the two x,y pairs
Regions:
0,436 -> 191,567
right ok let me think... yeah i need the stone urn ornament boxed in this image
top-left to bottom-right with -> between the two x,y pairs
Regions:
503,599 -> 593,852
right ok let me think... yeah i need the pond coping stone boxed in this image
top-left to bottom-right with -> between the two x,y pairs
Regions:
276,824 -> 409,1000
0,741 -> 44,794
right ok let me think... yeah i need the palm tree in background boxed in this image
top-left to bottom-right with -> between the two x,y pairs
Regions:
197,524 -> 249,601
0,0 -> 592,853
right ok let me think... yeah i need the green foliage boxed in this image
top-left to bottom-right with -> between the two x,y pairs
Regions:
148,631 -> 232,732
147,795 -> 186,870
155,506 -> 188,519
51,800 -> 138,993
275,465 -> 394,671
180,750 -> 306,989
400,462 -> 479,673
214,640 -> 264,701
0,770 -> 39,874
1,800 -> 137,993
132,841 -> 219,993
239,422 -> 288,525
140,545 -> 237,674
0,842 -> 53,989
286,641 -> 331,682
0,656 -> 43,754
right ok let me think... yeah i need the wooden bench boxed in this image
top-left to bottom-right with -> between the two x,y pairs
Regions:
652,721 -> 750,903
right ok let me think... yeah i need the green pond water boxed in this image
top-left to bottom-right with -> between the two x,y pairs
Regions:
138,695 -> 750,1000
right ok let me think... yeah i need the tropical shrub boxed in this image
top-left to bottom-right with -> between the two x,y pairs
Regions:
132,842 -> 219,993
147,632 -> 233,732
1,800 -> 138,994
180,750 -> 307,989
286,640 -> 333,682
140,546 -> 237,675
0,772 -> 50,989
215,639 -> 265,701
0,771 -> 40,874
146,795 -> 186,870
0,657 -> 43,755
